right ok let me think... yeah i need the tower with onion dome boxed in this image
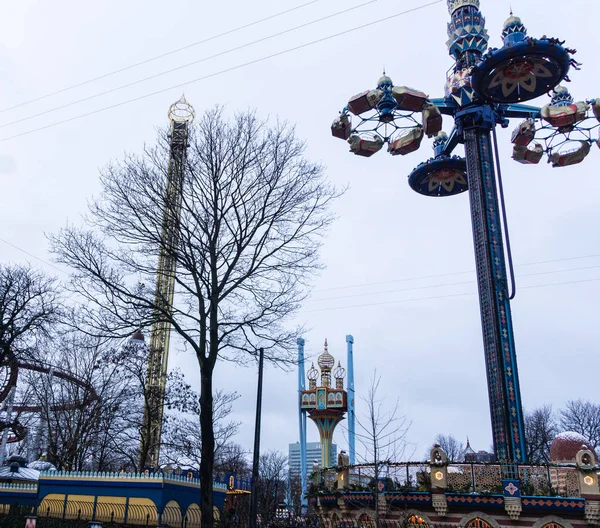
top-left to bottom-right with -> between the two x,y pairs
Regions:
300,340 -> 348,469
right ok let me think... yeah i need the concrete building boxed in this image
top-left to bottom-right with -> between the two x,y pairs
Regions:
289,442 -> 337,476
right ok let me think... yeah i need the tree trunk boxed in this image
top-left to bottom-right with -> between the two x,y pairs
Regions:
200,362 -> 215,528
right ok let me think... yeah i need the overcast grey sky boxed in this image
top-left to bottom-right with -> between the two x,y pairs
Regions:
1,0 -> 599,462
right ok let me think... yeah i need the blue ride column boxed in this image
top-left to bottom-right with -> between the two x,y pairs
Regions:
346,335 -> 356,466
446,0 -> 526,464
297,338 -> 308,510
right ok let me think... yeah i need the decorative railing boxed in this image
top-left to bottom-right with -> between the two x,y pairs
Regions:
311,460 -> 599,498
38,470 -> 227,489
0,482 -> 38,492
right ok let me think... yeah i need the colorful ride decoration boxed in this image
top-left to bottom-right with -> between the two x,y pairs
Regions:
331,74 -> 443,159
508,86 -> 600,168
300,340 -> 347,469
330,0 -> 597,466
408,132 -> 468,197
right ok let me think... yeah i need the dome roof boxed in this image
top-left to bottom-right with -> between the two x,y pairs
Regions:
463,438 -> 475,455
378,74 -> 393,87
130,329 -> 145,343
550,431 -> 594,462
503,14 -> 523,29
318,339 -> 335,370
28,459 -> 57,472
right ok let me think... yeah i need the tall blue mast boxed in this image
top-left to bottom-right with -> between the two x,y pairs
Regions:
297,338 -> 308,511
346,335 -> 356,466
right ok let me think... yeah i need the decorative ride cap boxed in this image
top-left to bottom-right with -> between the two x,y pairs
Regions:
377,74 -> 393,88
502,12 -> 527,46
446,7 -> 488,58
317,339 -> 335,371
550,85 -> 575,107
307,363 -> 319,381
334,361 -> 346,381
168,94 -> 196,123
433,131 -> 448,157
447,0 -> 479,15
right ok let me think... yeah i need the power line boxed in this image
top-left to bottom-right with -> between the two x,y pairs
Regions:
307,264 -> 600,302
302,277 -> 600,313
0,0 -> 377,131
0,238 -> 66,275
0,0 -> 444,143
313,253 -> 600,293
0,0 -> 321,114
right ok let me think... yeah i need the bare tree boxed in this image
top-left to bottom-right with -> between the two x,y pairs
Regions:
50,107 -> 339,528
256,450 -> 288,527
354,373 -> 410,528
214,443 -> 250,476
525,405 -> 558,463
26,333 -> 122,471
100,336 -> 197,471
162,389 -> 241,469
427,434 -> 464,462
19,330 -> 194,472
0,264 -> 59,364
560,400 -> 600,451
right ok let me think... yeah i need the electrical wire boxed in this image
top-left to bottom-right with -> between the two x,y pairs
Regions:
0,0 -> 444,143
302,277 -> 600,313
0,0 -> 378,131
0,238 -> 66,275
0,0 -> 321,114
307,264 -> 600,303
313,253 -> 600,292
2,228 -> 600,292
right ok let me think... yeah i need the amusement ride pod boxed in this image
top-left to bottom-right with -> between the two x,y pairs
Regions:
408,133 -> 468,197
471,14 -> 576,104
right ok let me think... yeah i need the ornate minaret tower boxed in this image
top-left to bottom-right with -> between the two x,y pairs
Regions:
300,340 -> 348,469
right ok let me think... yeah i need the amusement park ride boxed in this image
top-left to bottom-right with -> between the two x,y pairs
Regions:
0,96 -> 195,471
331,0 -> 599,466
0,352 -> 98,460
140,95 -> 195,470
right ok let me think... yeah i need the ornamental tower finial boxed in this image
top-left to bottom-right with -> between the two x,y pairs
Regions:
447,0 -> 480,15
318,339 -> 335,387
502,12 -> 527,46
446,0 -> 489,62
334,361 -> 346,389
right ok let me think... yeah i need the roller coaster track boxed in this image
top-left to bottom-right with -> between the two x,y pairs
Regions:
0,355 -> 99,443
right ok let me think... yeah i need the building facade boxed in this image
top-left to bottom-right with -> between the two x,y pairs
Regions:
289,442 -> 337,477
310,444 -> 600,528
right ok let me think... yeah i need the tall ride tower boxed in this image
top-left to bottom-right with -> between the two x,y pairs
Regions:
140,96 -> 195,469
331,0 -> 589,464
300,340 -> 347,469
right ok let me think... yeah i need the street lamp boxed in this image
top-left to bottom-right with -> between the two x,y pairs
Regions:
331,0 -> 599,466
